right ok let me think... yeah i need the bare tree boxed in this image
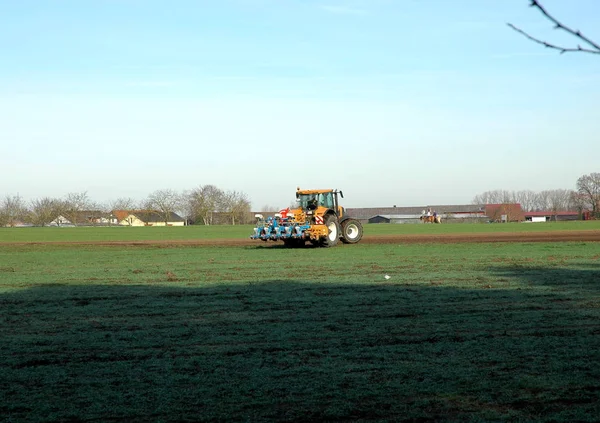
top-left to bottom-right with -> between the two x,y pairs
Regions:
474,189 -> 575,213
109,197 -> 138,211
29,197 -> 63,227
570,190 -> 589,218
502,190 -> 516,204
472,189 -> 514,205
145,189 -> 184,225
221,190 -> 251,225
566,191 -> 580,211
533,190 -> 550,211
513,190 -> 537,212
0,195 -> 28,227
508,1 -> 600,55
544,189 -> 575,220
472,191 -> 496,205
62,191 -> 91,226
474,185 -> 590,219
185,185 -> 224,225
576,172 -> 600,217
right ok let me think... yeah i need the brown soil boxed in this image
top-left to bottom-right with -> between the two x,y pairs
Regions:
359,230 -> 600,244
10,230 -> 600,247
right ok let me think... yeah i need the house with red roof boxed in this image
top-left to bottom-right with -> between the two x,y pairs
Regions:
484,204 -> 525,223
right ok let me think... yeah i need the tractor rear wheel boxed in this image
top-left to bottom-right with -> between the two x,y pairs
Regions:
320,214 -> 340,247
340,218 -> 363,244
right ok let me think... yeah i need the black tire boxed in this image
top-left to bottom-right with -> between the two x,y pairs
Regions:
340,218 -> 363,244
320,214 -> 340,247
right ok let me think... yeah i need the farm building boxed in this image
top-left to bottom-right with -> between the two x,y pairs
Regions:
349,205 -> 489,224
524,211 -> 580,222
116,210 -> 186,226
427,204 -> 487,222
2,220 -> 33,228
348,204 -> 533,224
112,210 -> 131,223
48,215 -> 74,227
74,210 -> 118,225
47,211 -> 117,226
368,214 -> 422,224
484,204 -> 525,223
347,207 -> 425,224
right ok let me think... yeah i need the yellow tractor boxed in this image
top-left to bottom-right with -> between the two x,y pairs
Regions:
250,187 -> 363,247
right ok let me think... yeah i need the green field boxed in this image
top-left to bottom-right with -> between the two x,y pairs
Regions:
1,226 -> 600,422
1,220 -> 600,243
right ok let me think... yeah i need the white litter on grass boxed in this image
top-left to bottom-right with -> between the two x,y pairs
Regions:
384,275 -> 391,280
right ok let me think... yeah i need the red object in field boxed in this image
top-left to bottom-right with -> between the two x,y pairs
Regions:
279,207 -> 290,219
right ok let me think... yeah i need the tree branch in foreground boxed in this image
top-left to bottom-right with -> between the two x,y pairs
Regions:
507,0 -> 600,55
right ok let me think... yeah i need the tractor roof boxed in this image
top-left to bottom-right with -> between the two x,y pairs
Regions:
296,188 -> 334,195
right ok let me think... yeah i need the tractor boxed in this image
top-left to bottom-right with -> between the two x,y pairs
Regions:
250,187 -> 363,247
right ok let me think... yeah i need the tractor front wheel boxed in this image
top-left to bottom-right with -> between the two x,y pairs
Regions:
340,218 -> 363,244
320,214 -> 340,247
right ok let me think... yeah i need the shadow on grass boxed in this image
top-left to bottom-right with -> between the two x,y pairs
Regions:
2,266 -> 600,422
490,263 -> 600,292
249,242 -> 322,249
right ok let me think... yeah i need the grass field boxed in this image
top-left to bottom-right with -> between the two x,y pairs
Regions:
1,220 -> 600,243
1,225 -> 600,422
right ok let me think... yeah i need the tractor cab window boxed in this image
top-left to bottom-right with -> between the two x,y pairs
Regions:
320,192 -> 334,209
298,194 -> 317,210
298,192 -> 334,210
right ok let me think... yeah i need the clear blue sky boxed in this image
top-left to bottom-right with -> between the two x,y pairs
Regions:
1,0 -> 599,209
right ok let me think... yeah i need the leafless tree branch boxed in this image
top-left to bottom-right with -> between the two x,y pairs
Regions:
507,0 -> 600,55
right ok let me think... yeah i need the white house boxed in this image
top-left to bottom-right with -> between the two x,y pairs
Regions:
48,215 -> 74,227
118,211 -> 186,226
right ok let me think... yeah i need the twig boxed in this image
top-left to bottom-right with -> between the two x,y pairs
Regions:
507,0 -> 600,55
507,23 -> 600,54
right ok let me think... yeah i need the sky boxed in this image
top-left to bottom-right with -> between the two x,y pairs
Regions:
1,0 -> 599,209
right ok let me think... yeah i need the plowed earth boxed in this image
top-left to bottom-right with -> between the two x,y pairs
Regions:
10,230 -> 600,247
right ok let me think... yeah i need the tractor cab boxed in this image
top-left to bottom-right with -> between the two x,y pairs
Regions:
297,191 -> 335,211
295,188 -> 345,218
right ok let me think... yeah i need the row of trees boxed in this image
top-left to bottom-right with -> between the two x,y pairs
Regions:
3,173 -> 599,227
472,173 -> 600,217
184,185 -> 251,226
0,185 -> 253,227
472,189 -> 576,213
0,193 -> 98,228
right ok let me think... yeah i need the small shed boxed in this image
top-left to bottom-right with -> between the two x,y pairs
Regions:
524,211 -> 580,222
368,214 -> 422,224
347,206 -> 426,224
